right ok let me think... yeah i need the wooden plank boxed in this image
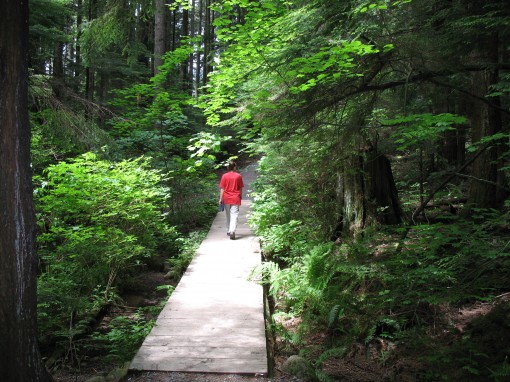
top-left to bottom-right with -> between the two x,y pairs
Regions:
131,357 -> 267,373
133,346 -> 266,358
156,314 -> 259,321
157,308 -> 261,320
152,315 -> 265,325
140,334 -> 266,348
165,296 -> 262,307
148,324 -> 266,337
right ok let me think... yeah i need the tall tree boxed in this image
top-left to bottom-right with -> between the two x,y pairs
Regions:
203,0 -> 213,81
195,0 -> 204,92
0,1 -> 52,381
154,0 -> 166,74
85,0 -> 97,100
462,0 -> 508,209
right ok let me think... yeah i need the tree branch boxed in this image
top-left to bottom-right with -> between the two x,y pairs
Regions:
411,143 -> 491,221
428,78 -> 510,116
307,63 -> 510,114
454,173 -> 510,193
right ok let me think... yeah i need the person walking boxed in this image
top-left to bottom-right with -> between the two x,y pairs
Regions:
219,160 -> 244,240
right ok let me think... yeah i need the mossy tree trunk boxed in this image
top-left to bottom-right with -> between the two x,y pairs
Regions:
337,148 -> 403,237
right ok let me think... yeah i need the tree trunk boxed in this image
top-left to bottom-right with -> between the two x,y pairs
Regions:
196,0 -> 203,92
189,0 -> 196,94
442,117 -> 467,169
337,149 -> 403,236
203,0 -> 212,82
75,0 -> 82,76
466,33 -> 507,209
181,6 -> 190,88
170,9 -> 177,52
53,43 -> 64,80
0,1 -> 52,381
85,0 -> 97,101
337,155 -> 366,236
154,0 -> 166,75
363,148 -> 404,225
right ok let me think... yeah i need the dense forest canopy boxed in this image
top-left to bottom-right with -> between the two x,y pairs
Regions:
1,0 -> 509,380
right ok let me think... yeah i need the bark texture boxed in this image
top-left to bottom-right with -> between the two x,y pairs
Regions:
154,0 -> 166,74
0,1 -> 52,381
466,34 -> 508,209
337,149 -> 403,236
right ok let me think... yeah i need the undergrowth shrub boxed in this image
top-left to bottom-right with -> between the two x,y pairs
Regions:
92,311 -> 155,363
35,153 -> 178,345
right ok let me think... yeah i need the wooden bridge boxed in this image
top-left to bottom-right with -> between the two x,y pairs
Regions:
130,199 -> 268,375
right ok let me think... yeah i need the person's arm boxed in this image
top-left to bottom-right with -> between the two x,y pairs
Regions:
219,188 -> 224,205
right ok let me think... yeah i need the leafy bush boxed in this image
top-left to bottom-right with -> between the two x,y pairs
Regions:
35,153 -> 178,343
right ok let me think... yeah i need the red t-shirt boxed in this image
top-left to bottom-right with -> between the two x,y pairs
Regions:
220,171 -> 244,205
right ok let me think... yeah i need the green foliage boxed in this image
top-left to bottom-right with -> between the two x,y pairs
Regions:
106,44 -> 221,230
382,113 -> 467,151
107,80 -> 193,167
490,357 -> 510,382
260,220 -> 307,262
79,0 -> 152,80
203,0 -> 290,126
107,38 -> 197,140
166,230 -> 208,281
29,0 -> 73,67
286,40 -> 380,94
29,74 -> 115,171
253,157 -> 510,375
187,131 -> 227,170
421,303 -> 510,381
35,153 -> 178,342
92,311 -> 155,363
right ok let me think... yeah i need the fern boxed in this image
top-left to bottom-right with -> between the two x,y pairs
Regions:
489,357 -> 510,382
327,305 -> 344,330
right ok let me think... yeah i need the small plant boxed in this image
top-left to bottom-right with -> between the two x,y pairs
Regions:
489,357 -> 510,382
166,230 -> 207,281
92,312 -> 155,363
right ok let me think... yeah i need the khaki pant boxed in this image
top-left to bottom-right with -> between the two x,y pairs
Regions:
224,204 -> 240,234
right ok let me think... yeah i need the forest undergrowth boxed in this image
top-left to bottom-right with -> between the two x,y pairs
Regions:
36,153 -> 510,382
250,155 -> 510,382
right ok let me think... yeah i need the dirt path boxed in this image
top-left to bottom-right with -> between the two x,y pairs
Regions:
125,371 -> 296,382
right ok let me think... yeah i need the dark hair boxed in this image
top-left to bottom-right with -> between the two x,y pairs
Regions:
228,160 -> 237,171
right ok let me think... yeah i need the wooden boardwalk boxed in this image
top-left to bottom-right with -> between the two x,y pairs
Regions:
130,200 -> 267,375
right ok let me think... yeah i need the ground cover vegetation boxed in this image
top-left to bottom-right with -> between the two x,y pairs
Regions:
1,0 -> 510,381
